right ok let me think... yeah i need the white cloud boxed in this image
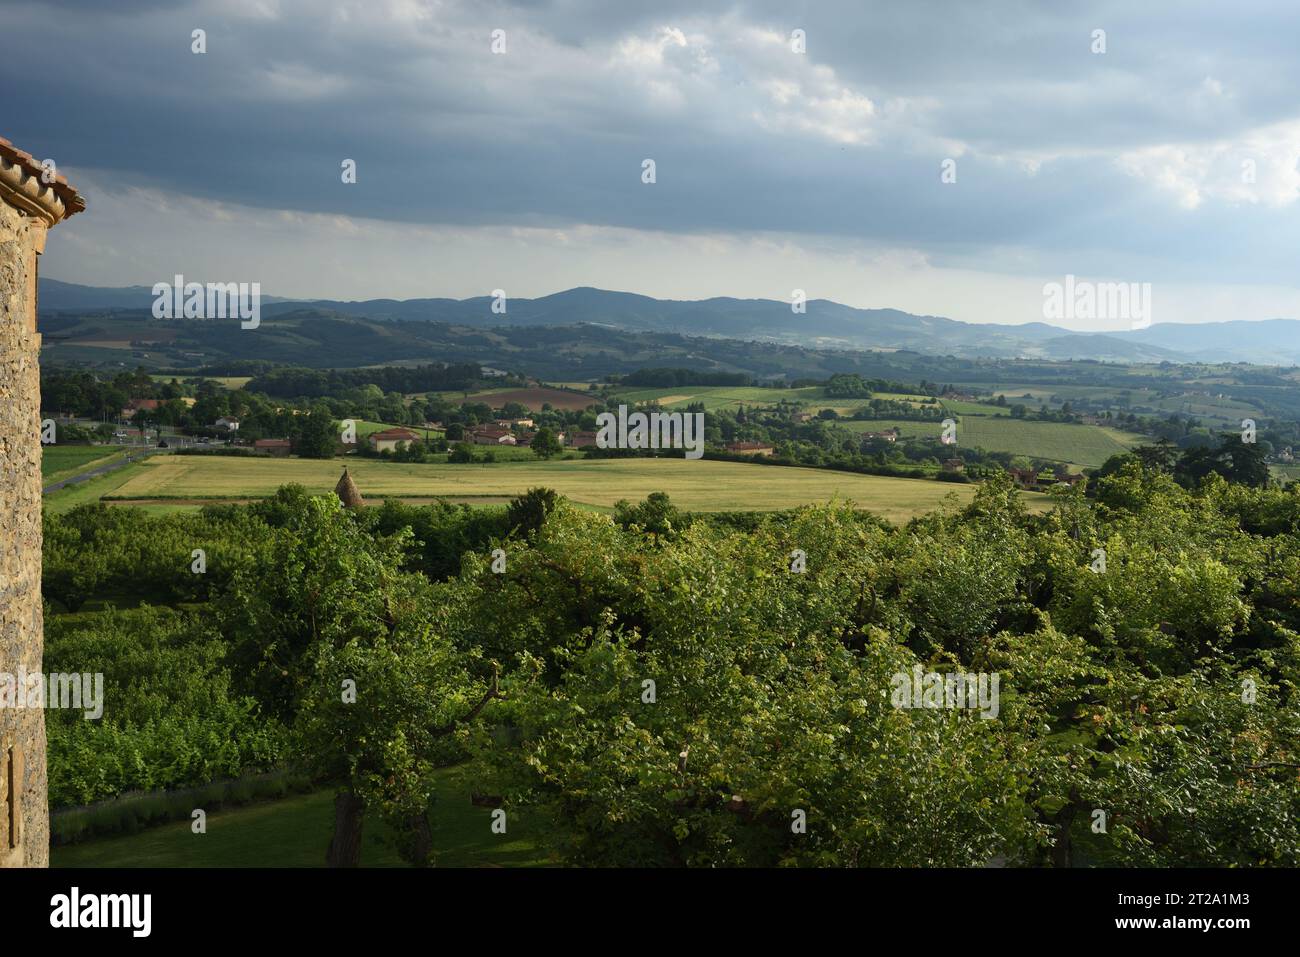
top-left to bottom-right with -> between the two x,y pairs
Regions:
1117,118 -> 1300,208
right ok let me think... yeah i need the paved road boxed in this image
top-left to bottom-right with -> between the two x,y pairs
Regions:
43,449 -> 167,494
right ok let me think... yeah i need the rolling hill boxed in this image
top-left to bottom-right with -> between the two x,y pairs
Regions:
42,280 -> 1298,363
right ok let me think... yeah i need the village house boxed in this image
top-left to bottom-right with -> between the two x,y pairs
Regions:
469,428 -> 516,446
725,440 -> 776,456
213,416 -> 240,432
943,458 -> 965,472
368,427 -> 420,452
1049,472 -> 1086,488
253,438 -> 292,457
861,428 -> 900,443
120,397 -> 160,418
567,430 -> 599,448
1008,467 -> 1040,490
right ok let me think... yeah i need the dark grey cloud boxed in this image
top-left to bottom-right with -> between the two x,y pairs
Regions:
3,0 -> 1299,292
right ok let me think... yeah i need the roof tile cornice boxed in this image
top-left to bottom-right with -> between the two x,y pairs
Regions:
0,136 -> 86,226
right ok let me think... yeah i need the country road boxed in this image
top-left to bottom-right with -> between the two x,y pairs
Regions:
42,449 -> 166,494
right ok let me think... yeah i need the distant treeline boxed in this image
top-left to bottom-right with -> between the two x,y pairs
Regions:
244,363 -> 483,398
617,367 -> 753,388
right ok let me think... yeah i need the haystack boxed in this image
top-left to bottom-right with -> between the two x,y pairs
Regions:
334,466 -> 364,509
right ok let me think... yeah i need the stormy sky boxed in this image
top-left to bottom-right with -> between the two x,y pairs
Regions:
5,0 -> 1300,328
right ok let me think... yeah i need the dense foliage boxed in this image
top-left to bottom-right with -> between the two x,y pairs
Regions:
42,465 -> 1300,865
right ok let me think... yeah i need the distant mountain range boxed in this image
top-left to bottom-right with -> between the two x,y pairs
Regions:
37,279 -> 1300,366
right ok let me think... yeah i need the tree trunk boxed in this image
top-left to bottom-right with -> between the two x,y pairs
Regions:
326,790 -> 365,868
1051,806 -> 1075,868
403,812 -> 433,867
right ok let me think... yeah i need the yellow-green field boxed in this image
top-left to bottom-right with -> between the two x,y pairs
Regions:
95,455 -> 1043,520
843,417 -> 1143,467
41,446 -> 124,482
149,374 -> 251,389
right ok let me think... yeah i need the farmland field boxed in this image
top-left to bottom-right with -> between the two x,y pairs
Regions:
606,385 -> 983,419
610,385 -> 804,411
97,454 -> 1043,520
955,419 -> 1143,466
149,374 -> 251,389
449,386 -> 596,411
841,417 -> 1143,466
41,445 -> 122,480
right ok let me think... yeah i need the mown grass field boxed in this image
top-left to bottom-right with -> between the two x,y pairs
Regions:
605,385 -> 999,420
609,384 -> 825,412
956,418 -> 1142,466
41,445 -> 124,481
52,766 -> 550,868
149,374 -> 251,389
97,454 -> 1022,520
842,417 -> 1143,467
445,386 -> 596,411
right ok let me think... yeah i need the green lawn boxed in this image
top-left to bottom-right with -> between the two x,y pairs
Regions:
955,418 -> 1142,467
52,766 -> 552,868
842,417 -> 1142,467
41,445 -> 124,481
43,459 -> 149,513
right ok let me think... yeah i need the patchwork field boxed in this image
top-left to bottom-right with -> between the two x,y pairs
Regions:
610,385 -> 808,411
97,454 -> 1037,520
606,385 -> 1001,421
452,386 -> 596,412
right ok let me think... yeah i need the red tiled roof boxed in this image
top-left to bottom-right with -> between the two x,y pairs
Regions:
254,438 -> 291,448
0,136 -> 86,218
369,428 -> 419,440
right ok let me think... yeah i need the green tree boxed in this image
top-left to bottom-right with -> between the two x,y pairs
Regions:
295,405 -> 339,459
531,427 -> 562,459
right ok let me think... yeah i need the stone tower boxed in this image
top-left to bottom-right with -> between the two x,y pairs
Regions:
0,136 -> 83,867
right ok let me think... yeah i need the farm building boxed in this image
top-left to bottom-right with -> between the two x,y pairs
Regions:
1007,467 -> 1040,490
726,441 -> 776,456
368,427 -> 421,452
120,397 -> 160,417
253,438 -> 292,457
567,430 -> 598,448
470,428 -> 516,446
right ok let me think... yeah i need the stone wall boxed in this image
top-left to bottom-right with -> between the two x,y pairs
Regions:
0,198 -> 48,867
